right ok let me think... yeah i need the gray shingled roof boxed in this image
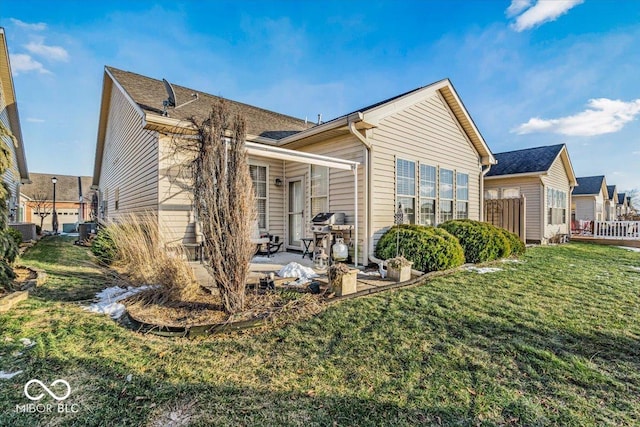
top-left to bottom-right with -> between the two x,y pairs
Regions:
606,185 -> 616,200
572,176 -> 605,196
21,173 -> 93,202
618,192 -> 626,204
107,67 -> 314,139
486,144 -> 564,177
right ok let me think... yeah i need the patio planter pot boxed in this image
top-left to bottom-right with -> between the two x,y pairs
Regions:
386,256 -> 413,282
388,264 -> 412,282
328,264 -> 358,296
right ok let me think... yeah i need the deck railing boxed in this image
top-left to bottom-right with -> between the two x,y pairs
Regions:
592,221 -> 640,240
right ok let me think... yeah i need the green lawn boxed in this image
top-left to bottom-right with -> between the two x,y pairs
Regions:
1,236 -> 639,426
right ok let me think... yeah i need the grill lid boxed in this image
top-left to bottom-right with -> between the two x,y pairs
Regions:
311,212 -> 335,223
311,212 -> 345,225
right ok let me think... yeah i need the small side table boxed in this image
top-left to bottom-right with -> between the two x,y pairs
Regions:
300,238 -> 314,260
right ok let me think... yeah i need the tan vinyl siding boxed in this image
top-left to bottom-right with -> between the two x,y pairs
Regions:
541,157 -> 572,239
157,136 -> 287,246
98,84 -> 159,221
0,81 -> 20,214
286,134 -> 366,262
369,92 -> 482,248
573,196 -> 596,221
484,177 -> 542,242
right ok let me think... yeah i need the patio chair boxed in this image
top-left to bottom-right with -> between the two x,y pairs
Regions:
255,233 -> 283,256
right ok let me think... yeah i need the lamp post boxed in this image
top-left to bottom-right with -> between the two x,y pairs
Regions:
51,176 -> 58,235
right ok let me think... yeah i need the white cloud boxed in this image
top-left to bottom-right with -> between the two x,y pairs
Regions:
509,0 -> 584,32
26,118 -> 45,123
633,151 -> 640,155
25,40 -> 69,62
513,98 -> 640,136
9,53 -> 50,75
9,18 -> 46,31
506,0 -> 532,18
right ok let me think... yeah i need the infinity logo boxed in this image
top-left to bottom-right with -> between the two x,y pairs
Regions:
24,379 -> 71,401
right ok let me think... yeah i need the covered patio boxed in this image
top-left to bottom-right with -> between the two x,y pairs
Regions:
190,251 -> 401,295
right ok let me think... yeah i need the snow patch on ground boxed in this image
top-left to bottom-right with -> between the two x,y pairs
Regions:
501,259 -> 522,263
277,262 -> 319,285
85,286 -> 155,319
618,246 -> 640,253
466,267 -> 503,274
19,338 -> 34,348
0,370 -> 23,379
629,266 -> 640,271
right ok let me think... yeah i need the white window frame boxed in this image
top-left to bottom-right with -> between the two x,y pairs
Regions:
309,164 -> 329,216
249,161 -> 269,231
502,187 -> 521,199
547,187 -> 567,225
456,172 -> 469,219
396,157 -> 416,224
419,164 -> 436,226
439,168 -> 454,223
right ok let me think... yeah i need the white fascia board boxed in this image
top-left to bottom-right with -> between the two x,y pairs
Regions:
484,171 -> 546,180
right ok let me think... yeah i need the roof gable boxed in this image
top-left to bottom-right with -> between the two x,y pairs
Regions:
21,173 -> 93,201
606,185 -> 617,200
486,144 -> 565,177
618,193 -> 626,204
572,175 -> 606,196
105,67 -> 314,139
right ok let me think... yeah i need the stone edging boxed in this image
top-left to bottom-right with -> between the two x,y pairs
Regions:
119,263 -> 480,338
0,265 -> 47,313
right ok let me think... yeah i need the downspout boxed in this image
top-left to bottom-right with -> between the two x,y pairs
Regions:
347,114 -> 374,266
479,163 -> 492,221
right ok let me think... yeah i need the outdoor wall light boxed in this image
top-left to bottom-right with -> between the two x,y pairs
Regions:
274,178 -> 283,187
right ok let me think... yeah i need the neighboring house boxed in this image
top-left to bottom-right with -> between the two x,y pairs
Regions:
0,28 -> 30,222
93,67 -> 495,264
484,144 -> 577,244
605,185 -> 618,221
626,195 -> 636,217
571,175 -> 608,222
20,173 -> 94,231
616,192 -> 628,218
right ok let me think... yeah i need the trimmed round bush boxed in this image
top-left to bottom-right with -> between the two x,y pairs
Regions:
375,224 -> 465,273
497,227 -> 525,256
91,228 -> 117,265
438,219 -> 509,263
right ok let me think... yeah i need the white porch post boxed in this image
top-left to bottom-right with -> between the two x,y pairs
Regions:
353,164 -> 358,267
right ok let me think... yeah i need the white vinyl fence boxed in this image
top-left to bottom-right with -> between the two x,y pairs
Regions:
593,221 -> 640,240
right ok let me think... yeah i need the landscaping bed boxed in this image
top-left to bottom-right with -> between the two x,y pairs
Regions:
2,236 -> 639,425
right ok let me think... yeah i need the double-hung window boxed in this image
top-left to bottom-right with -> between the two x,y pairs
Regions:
419,164 -> 436,225
547,188 -> 567,225
310,165 -> 328,216
396,158 -> 416,224
250,164 -> 268,229
439,168 -> 454,222
456,172 -> 468,219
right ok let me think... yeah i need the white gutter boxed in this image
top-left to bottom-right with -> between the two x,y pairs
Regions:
347,113 -> 380,267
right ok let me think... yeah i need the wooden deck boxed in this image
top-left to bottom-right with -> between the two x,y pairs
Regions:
570,235 -> 640,248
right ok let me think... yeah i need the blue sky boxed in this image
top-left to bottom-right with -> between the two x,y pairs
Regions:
2,0 -> 639,193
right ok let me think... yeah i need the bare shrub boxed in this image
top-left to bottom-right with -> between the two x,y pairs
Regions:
189,101 -> 256,314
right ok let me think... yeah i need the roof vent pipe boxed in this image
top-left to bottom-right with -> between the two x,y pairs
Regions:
317,113 -> 322,125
